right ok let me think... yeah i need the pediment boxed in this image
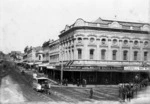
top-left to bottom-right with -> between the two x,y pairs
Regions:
141,25 -> 150,31
74,18 -> 85,26
108,21 -> 122,29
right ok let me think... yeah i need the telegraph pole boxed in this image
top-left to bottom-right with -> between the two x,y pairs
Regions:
61,51 -> 63,85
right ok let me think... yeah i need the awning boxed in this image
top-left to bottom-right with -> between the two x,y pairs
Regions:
27,62 -> 34,65
38,63 -> 49,67
34,62 -> 42,65
46,65 -> 56,69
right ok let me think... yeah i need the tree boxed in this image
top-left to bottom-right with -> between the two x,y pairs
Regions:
24,46 -> 29,53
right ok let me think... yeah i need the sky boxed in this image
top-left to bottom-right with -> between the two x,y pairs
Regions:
0,0 -> 150,54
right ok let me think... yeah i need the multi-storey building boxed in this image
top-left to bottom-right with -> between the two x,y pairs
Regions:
43,18 -> 150,84
23,46 -> 42,63
55,18 -> 150,84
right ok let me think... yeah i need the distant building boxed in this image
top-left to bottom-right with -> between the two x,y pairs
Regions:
10,51 -> 23,62
23,46 -> 42,63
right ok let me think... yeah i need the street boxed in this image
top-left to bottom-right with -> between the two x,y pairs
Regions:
0,62 -> 150,104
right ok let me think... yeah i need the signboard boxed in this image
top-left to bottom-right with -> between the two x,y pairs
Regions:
124,66 -> 150,71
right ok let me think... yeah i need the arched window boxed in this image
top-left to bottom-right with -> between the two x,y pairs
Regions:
90,49 -> 94,59
101,38 -> 106,45
144,41 -> 148,46
113,39 -> 117,44
144,52 -> 148,61
101,49 -> 106,60
112,50 -> 117,60
78,49 -> 82,59
124,40 -> 128,45
133,51 -> 138,60
78,37 -> 82,43
90,38 -> 95,42
123,50 -> 128,60
134,41 -> 138,45
39,55 -> 41,60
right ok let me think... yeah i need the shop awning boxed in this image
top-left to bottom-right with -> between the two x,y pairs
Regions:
46,65 -> 56,69
27,62 -> 34,65
34,62 -> 42,65
38,63 -> 49,67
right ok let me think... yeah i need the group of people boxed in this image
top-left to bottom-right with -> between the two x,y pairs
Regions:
62,79 -> 68,86
119,79 -> 149,102
119,83 -> 135,102
75,78 -> 87,87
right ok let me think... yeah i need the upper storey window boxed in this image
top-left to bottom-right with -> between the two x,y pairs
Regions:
123,40 -> 128,45
134,41 -> 138,46
90,38 -> 95,43
144,41 -> 149,46
101,38 -> 106,45
112,39 -> 117,45
78,37 -> 82,43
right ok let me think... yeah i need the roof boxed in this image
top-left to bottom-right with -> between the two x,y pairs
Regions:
59,17 -> 150,37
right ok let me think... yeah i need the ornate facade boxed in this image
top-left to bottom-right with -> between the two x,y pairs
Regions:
57,18 -> 150,84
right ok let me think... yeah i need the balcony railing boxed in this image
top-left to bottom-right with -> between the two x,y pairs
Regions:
70,60 -> 147,66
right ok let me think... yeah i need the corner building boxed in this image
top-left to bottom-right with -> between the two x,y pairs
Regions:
56,18 -> 150,84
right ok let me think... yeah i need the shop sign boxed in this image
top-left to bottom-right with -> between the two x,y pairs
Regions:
124,66 -> 150,71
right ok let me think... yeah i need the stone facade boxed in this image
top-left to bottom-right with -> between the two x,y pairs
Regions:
59,18 -> 150,67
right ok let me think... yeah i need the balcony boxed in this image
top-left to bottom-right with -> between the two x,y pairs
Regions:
71,60 -> 145,67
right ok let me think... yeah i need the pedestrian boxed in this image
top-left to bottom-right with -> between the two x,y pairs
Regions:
65,79 -> 68,86
122,84 -> 127,102
77,79 -> 80,87
48,82 -> 51,95
85,79 -> 87,87
89,88 -> 93,99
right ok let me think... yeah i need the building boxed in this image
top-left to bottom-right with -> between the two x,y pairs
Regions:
52,17 -> 149,84
23,46 -> 42,63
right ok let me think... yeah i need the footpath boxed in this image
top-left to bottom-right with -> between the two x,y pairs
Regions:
19,66 -> 118,88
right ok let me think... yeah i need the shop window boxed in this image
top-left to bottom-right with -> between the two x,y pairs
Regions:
78,49 -> 82,59
90,49 -> 94,59
144,52 -> 148,61
112,50 -> 117,60
123,50 -> 128,60
101,38 -> 106,45
133,51 -> 138,61
101,49 -> 106,60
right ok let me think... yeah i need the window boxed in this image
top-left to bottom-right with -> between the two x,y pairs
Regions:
39,55 -> 41,60
123,50 -> 128,60
101,38 -> 106,45
134,41 -> 138,45
78,37 -> 82,43
133,51 -> 138,60
144,52 -> 148,61
78,49 -> 82,59
101,49 -> 106,60
90,49 -> 94,59
90,38 -> 95,42
112,50 -> 117,60
124,40 -> 128,45
144,41 -> 148,46
113,39 -> 117,44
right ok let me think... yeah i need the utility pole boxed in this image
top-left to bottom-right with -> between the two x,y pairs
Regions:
61,51 -> 63,85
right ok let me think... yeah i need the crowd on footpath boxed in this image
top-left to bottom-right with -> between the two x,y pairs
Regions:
118,78 -> 149,102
